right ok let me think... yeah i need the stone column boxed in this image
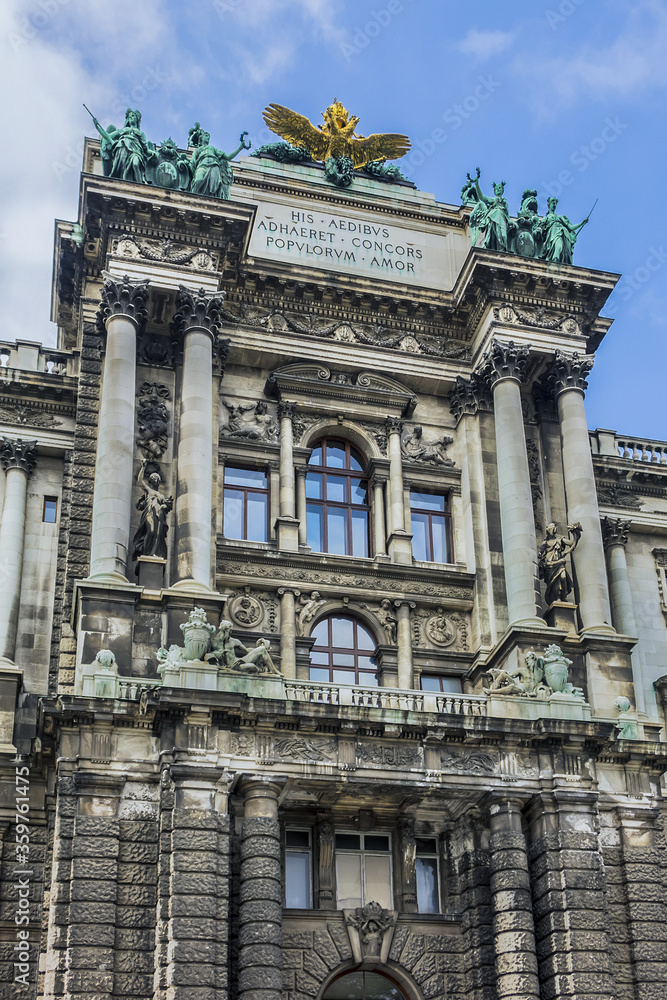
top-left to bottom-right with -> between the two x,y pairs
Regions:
0,438 -> 36,663
482,341 -> 543,627
546,351 -> 613,633
386,417 -> 412,564
238,778 -> 283,1000
278,588 -> 297,679
316,813 -> 335,908
295,466 -> 308,547
489,796 -> 540,1000
398,816 -> 418,912
371,476 -> 387,557
171,286 -> 223,592
395,600 -> 414,689
455,812 -> 496,1000
602,517 -> 646,715
89,274 -> 148,582
276,402 -> 299,551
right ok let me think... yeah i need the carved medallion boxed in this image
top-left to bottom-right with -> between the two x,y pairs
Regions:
228,591 -> 263,628
425,612 -> 457,647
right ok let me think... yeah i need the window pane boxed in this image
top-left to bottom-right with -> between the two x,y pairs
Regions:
349,447 -> 364,472
311,619 -> 328,645
285,851 -> 311,908
309,444 -> 322,466
364,854 -> 392,908
431,516 -> 449,563
333,669 -> 356,685
223,490 -> 244,539
307,505 -> 323,551
351,509 -> 369,557
410,491 -> 445,512
336,853 -> 362,909
335,833 -> 361,849
440,675 -> 462,693
350,479 -> 368,504
416,838 -> 437,854
411,512 -> 429,561
357,655 -> 376,670
246,494 -> 267,542
360,672 -> 378,687
324,972 -> 404,1000
327,508 -> 347,554
326,475 -> 347,502
225,467 -> 267,488
43,497 -> 58,523
331,617 -> 354,647
310,650 -> 329,664
305,473 -> 322,499
286,830 -> 310,848
364,835 -> 390,852
356,624 -> 375,651
416,857 -> 439,913
310,667 -> 330,682
421,675 -> 442,692
332,653 -> 355,666
325,441 -> 346,468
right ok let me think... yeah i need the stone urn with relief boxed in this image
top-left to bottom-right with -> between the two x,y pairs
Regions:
542,643 -> 572,693
180,607 -> 216,661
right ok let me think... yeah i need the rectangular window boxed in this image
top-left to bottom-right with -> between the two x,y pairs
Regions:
335,832 -> 392,909
223,467 -> 268,542
43,496 -> 58,523
285,829 -> 312,908
420,674 -> 463,694
415,838 -> 440,914
410,490 -> 452,563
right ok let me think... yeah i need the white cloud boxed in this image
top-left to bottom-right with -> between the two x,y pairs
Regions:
458,28 -> 515,61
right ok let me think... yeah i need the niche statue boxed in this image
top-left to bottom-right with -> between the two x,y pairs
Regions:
538,521 -> 582,606
132,461 -> 173,563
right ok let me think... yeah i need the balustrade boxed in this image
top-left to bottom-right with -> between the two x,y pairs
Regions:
283,679 -> 487,716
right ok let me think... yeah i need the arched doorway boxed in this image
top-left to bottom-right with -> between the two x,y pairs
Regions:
322,970 -> 407,1000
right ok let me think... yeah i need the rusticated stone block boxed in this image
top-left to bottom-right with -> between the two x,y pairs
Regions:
115,884 -> 157,908
73,816 -> 119,838
240,943 -> 282,968
171,828 -> 219,852
71,857 -> 117,881
239,967 -> 282,991
115,906 -> 156,929
169,916 -> 219,940
170,850 -> 218,874
168,962 -> 216,987
312,929 -> 340,970
389,923 -> 410,962
114,928 -> 154,952
69,879 -> 117,902
239,921 -> 281,948
302,949 -> 329,981
241,836 -> 281,862
492,887 -> 533,913
65,969 -> 115,992
413,952 -> 437,981
67,900 -> 115,925
400,933 -> 425,971
168,939 -> 216,964
170,872 -> 219,896
239,899 -> 282,924
295,970 -> 320,996
118,841 -> 159,864
113,948 -> 154,973
326,920 -> 352,960
242,817 -> 280,839
172,809 -> 219,831
283,950 -> 303,970
238,876 -> 282,904
421,972 -> 445,999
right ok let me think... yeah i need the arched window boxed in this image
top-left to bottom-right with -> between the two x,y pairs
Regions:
306,438 -> 370,556
310,614 -> 378,686
322,971 -> 406,1000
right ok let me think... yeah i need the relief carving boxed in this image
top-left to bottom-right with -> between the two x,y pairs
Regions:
401,424 -> 454,466
112,233 -> 216,270
356,743 -> 422,768
221,399 -> 278,443
136,381 -> 171,460
412,609 -> 469,650
345,901 -> 397,964
227,588 -> 264,628
0,403 -> 63,429
296,592 -> 326,636
440,747 -> 499,774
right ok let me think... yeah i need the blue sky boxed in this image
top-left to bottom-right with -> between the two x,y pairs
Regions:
2,0 -> 665,438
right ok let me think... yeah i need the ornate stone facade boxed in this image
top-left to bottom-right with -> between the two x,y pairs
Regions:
0,133 -> 666,1000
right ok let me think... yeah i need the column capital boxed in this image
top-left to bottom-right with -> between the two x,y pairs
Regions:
602,515 -> 631,549
385,416 -> 403,434
294,465 -> 308,480
449,373 -> 493,421
370,474 -> 387,489
0,437 -> 36,475
171,285 -> 224,340
545,349 -> 594,398
480,339 -> 531,388
98,272 -> 148,332
277,400 -> 297,421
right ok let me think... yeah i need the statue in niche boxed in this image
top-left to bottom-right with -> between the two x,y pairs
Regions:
137,382 -> 170,459
190,129 -> 251,200
538,521 -> 582,606
465,169 -> 510,251
401,424 -> 454,466
85,105 -> 153,184
376,598 -> 398,644
297,592 -> 326,635
538,196 -> 590,265
222,399 -> 278,442
147,137 -> 192,190
132,461 -> 173,562
205,620 -> 280,674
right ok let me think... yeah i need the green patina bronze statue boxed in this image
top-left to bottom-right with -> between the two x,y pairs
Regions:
190,129 -> 252,200
147,137 -> 191,191
539,196 -> 592,265
85,105 -> 153,184
467,170 -> 510,252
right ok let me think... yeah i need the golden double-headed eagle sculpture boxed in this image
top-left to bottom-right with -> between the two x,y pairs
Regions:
262,99 -> 411,168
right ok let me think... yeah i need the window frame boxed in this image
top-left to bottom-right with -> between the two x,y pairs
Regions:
306,438 -> 371,557
222,465 -> 269,543
409,488 -> 453,564
42,496 -> 58,523
415,836 -> 440,914
284,827 -> 313,909
309,614 -> 379,686
334,830 -> 393,910
420,674 -> 463,694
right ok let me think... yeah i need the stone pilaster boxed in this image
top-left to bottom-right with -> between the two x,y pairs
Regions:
316,813 -> 335,908
0,437 -> 36,663
171,286 -> 222,592
238,778 -> 283,1000
398,816 -> 417,912
276,402 -> 299,551
526,792 -> 615,1000
89,274 -> 148,582
481,340 -> 543,627
278,587 -> 297,679
546,351 -> 614,633
489,796 -> 540,1000
395,600 -> 414,689
386,417 -> 412,564
370,475 -> 387,557
602,517 -> 645,715
295,466 -> 308,547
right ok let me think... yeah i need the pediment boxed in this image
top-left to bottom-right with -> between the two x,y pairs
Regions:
265,364 -> 417,417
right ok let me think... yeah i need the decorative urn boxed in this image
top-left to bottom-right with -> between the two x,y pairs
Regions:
542,644 -> 572,693
180,607 -> 215,661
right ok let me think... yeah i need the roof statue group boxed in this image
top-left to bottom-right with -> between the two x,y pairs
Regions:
84,101 -> 594,261
461,169 -> 595,264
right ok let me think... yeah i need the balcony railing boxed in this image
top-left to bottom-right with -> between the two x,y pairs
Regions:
283,679 -> 487,716
590,429 -> 667,465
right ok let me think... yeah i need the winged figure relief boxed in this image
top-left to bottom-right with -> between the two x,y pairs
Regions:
262,99 -> 410,172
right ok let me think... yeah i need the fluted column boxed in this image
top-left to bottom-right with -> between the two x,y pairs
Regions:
295,466 -> 308,547
547,352 -> 613,633
482,341 -> 543,627
238,778 -> 283,1000
276,403 -> 299,551
371,476 -> 387,557
489,796 -> 540,1000
0,438 -> 36,662
386,417 -> 412,564
395,600 -> 414,689
603,516 -> 645,714
171,286 -> 223,592
278,588 -> 297,679
89,274 -> 147,582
